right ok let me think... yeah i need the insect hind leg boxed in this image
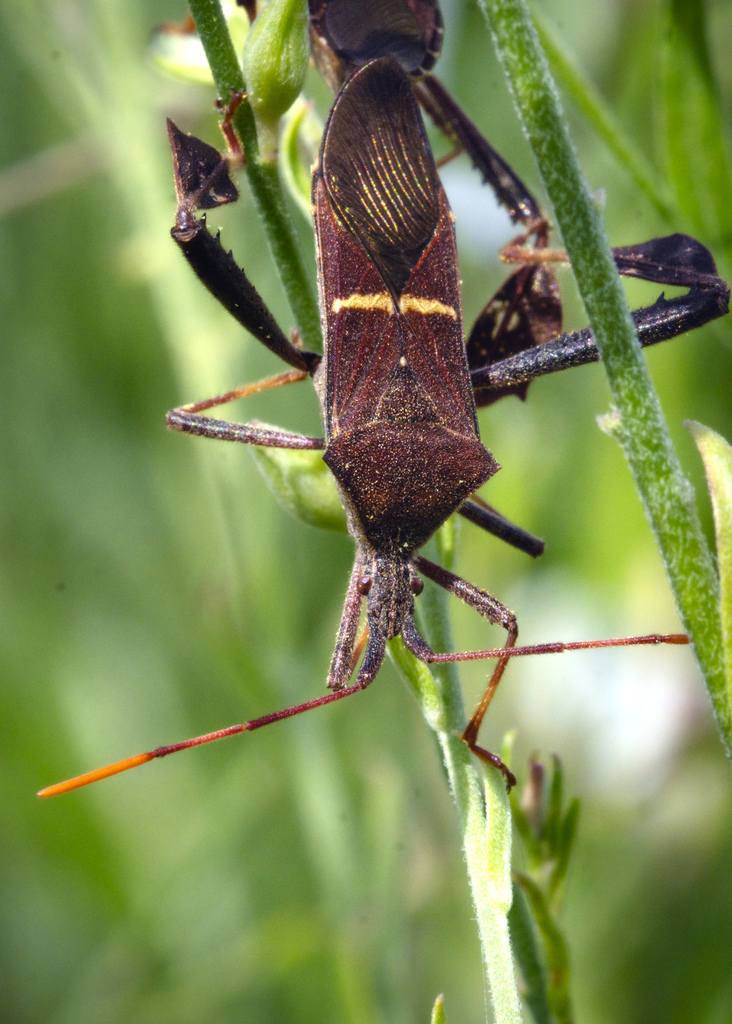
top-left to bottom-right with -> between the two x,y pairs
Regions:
407,555 -> 519,788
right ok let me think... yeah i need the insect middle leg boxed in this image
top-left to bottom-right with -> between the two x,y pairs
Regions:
458,496 -> 545,558
167,368 -> 324,450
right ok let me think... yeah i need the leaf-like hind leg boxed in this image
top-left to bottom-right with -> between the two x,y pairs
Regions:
168,118 -> 321,374
471,235 -> 730,405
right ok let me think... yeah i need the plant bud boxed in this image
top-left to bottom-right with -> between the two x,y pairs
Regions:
241,0 -> 309,157
250,444 -> 348,533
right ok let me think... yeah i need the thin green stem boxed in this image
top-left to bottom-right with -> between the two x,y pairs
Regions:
477,0 -> 731,759
389,644 -> 521,1024
390,525 -> 522,1024
188,0 -> 321,353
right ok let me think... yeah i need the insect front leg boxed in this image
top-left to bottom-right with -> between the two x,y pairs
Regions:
166,117 -> 326,449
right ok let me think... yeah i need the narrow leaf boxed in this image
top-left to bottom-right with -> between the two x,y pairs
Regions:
548,798 -> 580,908
514,873 -> 573,1024
661,0 -> 732,242
431,993 -> 448,1024
508,883 -> 555,1024
687,422 -> 732,720
478,0 -> 729,767
544,755 -> 563,852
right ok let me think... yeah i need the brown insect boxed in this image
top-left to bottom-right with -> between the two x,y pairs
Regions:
39,47 -> 727,798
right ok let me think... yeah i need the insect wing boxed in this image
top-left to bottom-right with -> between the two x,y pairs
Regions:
318,58 -> 440,298
468,265 -> 562,407
397,192 -> 480,436
314,58 -> 478,439
314,175 -> 400,436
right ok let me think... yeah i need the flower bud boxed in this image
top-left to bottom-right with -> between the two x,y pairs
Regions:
241,0 -> 309,157
250,444 -> 348,533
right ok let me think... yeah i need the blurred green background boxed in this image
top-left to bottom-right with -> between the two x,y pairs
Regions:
2,0 -> 732,1021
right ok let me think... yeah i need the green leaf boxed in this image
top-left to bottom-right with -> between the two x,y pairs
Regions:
687,421 -> 732,721
510,760 -> 545,866
430,993 -> 447,1024
662,0 -> 732,243
483,764 -> 514,914
544,755 -> 563,852
548,798 -> 579,909
514,873 -> 573,1024
478,0 -> 729,768
508,883 -> 555,1024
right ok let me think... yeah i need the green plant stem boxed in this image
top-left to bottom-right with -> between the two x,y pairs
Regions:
390,527 -> 522,1024
188,0 -> 321,353
477,0 -> 731,759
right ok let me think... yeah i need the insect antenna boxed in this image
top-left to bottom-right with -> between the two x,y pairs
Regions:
37,631 -> 687,798
36,681 -> 372,799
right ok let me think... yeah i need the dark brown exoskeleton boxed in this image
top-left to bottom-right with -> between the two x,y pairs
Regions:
311,59 -> 510,695
39,53 -> 728,797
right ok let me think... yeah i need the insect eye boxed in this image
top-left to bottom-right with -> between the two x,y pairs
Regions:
358,575 -> 372,595
410,576 -> 424,596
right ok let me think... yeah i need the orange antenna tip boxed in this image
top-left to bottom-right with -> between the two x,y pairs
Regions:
37,751 -> 154,798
